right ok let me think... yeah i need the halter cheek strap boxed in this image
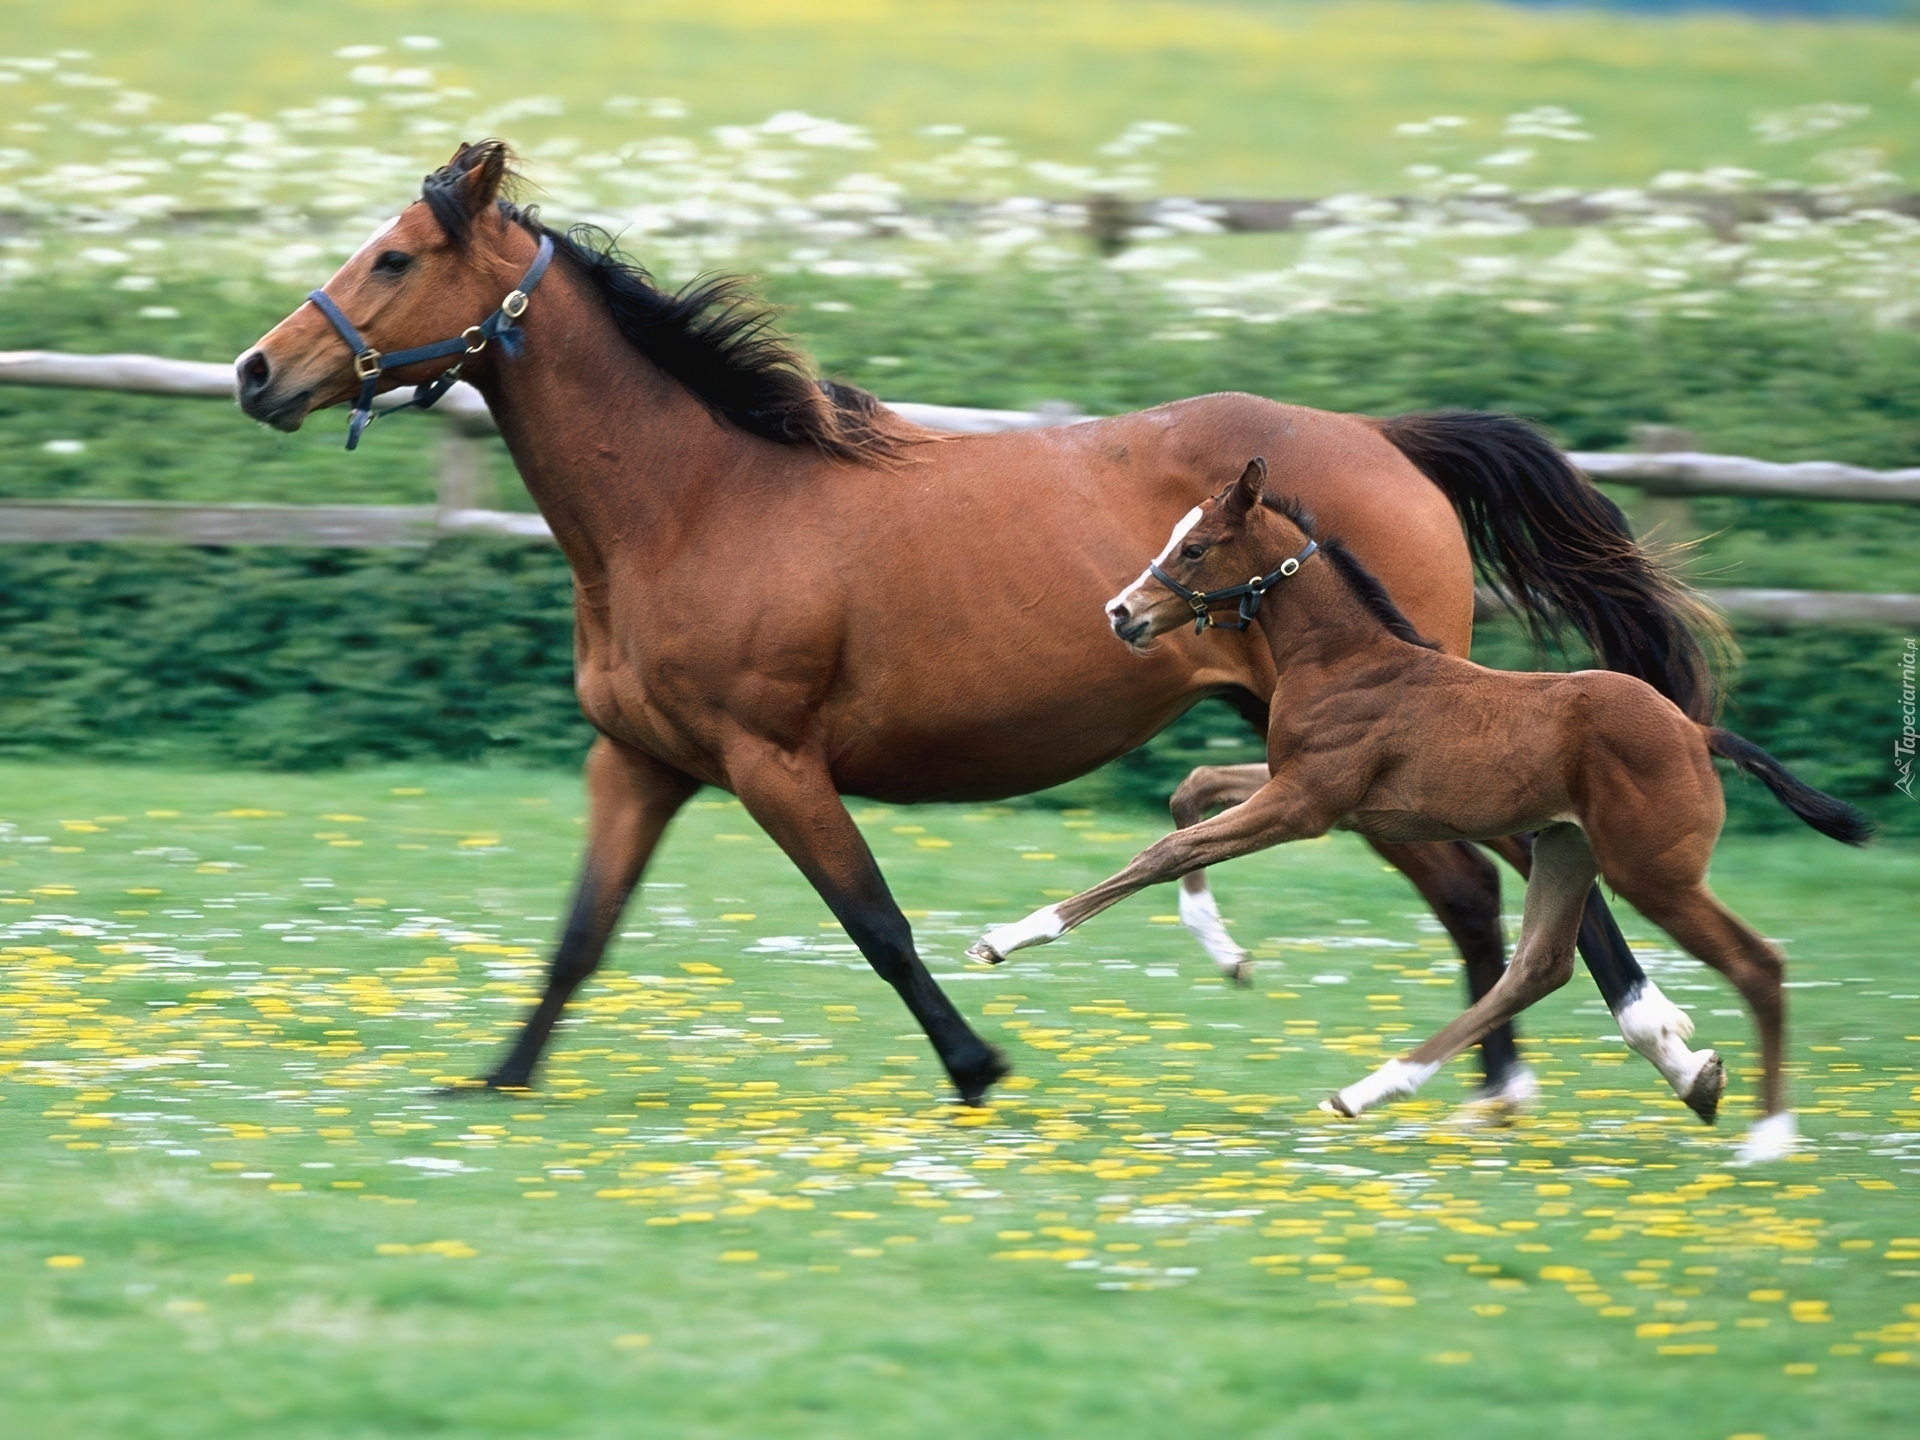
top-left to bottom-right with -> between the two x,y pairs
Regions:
306,233 -> 554,450
1150,538 -> 1319,633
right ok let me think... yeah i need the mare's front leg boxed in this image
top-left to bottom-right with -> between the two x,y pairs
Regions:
729,743 -> 1008,1104
969,774 -> 1338,964
479,737 -> 700,1090
1324,823 -> 1596,1117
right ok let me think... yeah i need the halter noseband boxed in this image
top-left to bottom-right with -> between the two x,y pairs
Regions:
305,233 -> 554,450
1149,538 -> 1319,633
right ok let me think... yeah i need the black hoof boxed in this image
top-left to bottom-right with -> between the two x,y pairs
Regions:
1684,1052 -> 1726,1126
1228,960 -> 1254,989
952,1045 -> 1012,1107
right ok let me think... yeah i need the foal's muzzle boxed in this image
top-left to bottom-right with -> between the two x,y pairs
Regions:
1109,611 -> 1152,646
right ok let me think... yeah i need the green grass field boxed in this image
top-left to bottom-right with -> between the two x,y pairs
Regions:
3,760 -> 1916,1437
7,0 -> 1920,194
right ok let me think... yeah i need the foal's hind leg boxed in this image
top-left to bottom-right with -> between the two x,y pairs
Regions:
1485,835 -> 1723,1123
1368,839 -> 1524,1100
1167,765 -> 1527,1093
1324,824 -> 1596,1117
1620,882 -> 1793,1163
1168,764 -> 1268,984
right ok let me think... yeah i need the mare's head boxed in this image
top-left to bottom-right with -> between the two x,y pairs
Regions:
1105,457 -> 1291,650
235,140 -> 532,429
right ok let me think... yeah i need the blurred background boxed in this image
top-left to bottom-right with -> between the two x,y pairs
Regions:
5,9 -> 1919,1438
1,0 -> 1915,830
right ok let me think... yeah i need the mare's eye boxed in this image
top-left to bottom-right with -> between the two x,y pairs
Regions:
373,249 -> 413,275
1181,544 -> 1206,561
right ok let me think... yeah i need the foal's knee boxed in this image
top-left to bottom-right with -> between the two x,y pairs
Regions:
1510,942 -> 1577,1003
1170,765 -> 1257,829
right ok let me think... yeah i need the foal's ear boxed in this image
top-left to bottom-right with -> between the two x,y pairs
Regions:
1224,456 -> 1267,519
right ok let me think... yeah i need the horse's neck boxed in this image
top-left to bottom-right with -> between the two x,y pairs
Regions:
469,266 -> 748,577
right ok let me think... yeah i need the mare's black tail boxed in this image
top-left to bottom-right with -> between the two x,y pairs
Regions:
1707,728 -> 1874,845
1379,410 -> 1733,723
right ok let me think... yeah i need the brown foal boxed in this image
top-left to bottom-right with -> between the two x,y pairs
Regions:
236,140 -> 1729,1114
971,458 -> 1870,1162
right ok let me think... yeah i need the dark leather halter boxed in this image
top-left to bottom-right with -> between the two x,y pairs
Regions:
306,233 -> 554,450
1150,538 -> 1319,633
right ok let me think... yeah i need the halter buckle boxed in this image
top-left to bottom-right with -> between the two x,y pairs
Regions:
501,290 -> 529,320
352,348 -> 382,381
462,325 -> 488,354
1278,557 -> 1301,577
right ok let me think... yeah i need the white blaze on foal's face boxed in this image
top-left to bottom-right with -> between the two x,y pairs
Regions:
1107,505 -> 1203,633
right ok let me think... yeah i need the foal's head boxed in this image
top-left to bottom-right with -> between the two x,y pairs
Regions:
1105,457 -> 1298,649
236,140 -> 534,430
1107,458 -> 1440,654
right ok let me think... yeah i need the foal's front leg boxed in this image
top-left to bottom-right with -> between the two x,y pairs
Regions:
968,775 -> 1338,964
1324,823 -> 1597,1117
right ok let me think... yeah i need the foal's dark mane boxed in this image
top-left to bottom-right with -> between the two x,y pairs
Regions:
422,142 -> 909,465
1260,493 -> 1441,650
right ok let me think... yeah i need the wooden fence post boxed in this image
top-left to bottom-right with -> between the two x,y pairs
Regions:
436,430 -> 491,515
1628,424 -> 1697,546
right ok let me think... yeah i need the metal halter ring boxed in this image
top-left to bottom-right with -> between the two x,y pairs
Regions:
352,349 -> 382,380
461,325 -> 488,354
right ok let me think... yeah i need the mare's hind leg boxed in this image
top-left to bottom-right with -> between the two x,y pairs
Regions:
478,737 -> 700,1090
1324,824 -> 1596,1118
1618,881 -> 1792,1163
1168,764 -> 1267,984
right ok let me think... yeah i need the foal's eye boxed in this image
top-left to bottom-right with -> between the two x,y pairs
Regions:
1181,544 -> 1207,561
372,249 -> 413,275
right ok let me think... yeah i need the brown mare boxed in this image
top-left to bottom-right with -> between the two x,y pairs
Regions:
235,141 -> 1726,1113
971,459 -> 1871,1162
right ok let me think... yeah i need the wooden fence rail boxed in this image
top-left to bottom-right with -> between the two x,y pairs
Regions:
3,350 -> 1915,625
7,187 -> 1917,250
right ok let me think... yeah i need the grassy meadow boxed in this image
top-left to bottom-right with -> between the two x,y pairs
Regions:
2,761 -> 1917,1438
6,0 -> 1920,194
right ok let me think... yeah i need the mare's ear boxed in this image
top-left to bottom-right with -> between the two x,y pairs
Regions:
1223,456 -> 1267,520
443,139 -> 511,218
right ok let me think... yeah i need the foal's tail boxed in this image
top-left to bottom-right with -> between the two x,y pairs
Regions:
1378,410 -> 1733,723
1706,728 -> 1875,845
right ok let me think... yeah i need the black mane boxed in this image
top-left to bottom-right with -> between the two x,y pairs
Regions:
421,146 -> 908,465
1261,494 -> 1441,650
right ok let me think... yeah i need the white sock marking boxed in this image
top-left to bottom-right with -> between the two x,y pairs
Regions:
976,905 -> 1065,962
1324,1057 -> 1439,1116
1178,884 -> 1247,974
1614,982 -> 1714,1096
1732,1110 -> 1798,1165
